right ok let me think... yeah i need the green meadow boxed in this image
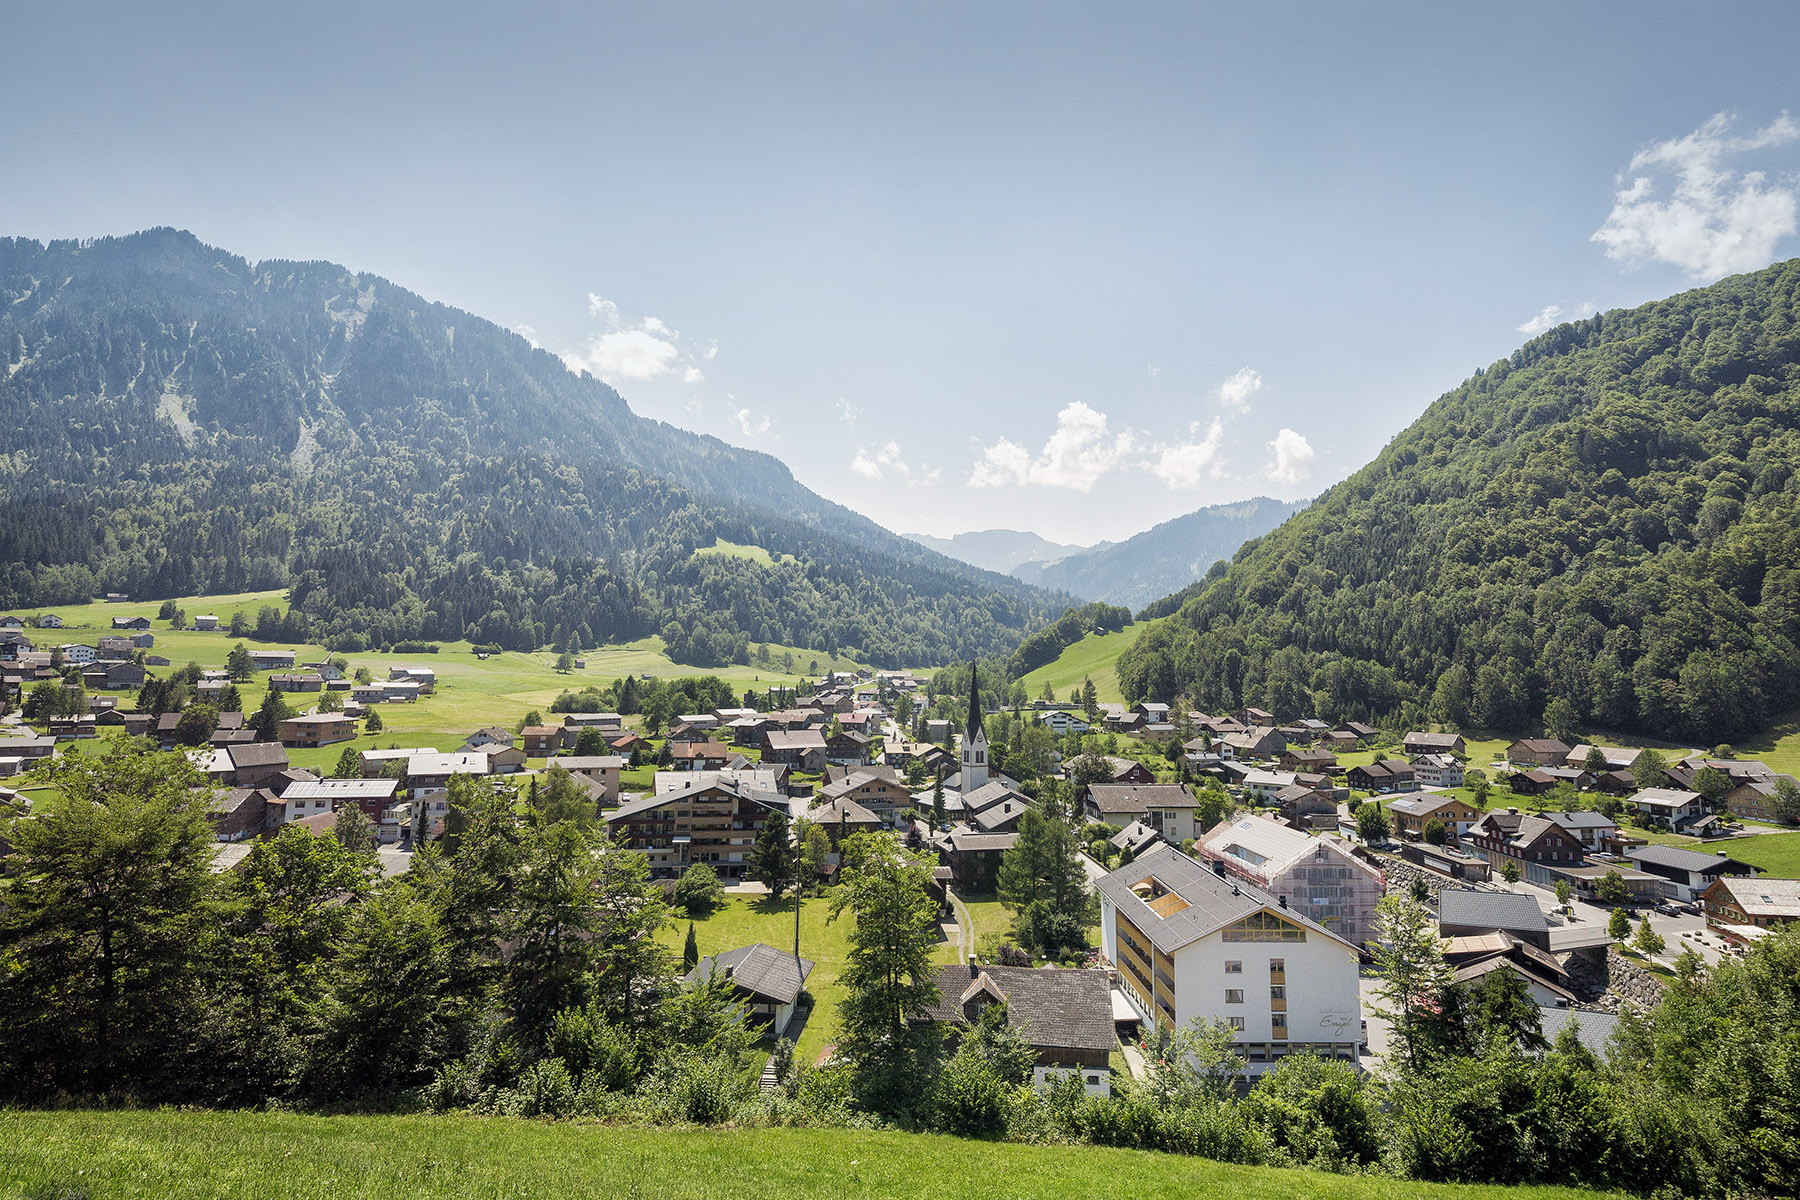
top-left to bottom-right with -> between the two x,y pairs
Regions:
1017,622 -> 1148,707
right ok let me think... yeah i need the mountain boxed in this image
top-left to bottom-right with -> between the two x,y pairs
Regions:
1010,496 -> 1305,609
0,229 -> 1072,667
1116,257 -> 1800,744
904,529 -> 1091,575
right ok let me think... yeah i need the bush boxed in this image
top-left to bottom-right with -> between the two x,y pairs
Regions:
641,1047 -> 757,1125
927,1050 -> 1011,1137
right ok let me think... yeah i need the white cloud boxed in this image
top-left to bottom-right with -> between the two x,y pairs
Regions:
1265,428 -> 1315,485
853,441 -> 939,486
1146,363 -> 1161,378
734,408 -> 770,437
564,328 -> 681,381
1150,417 -> 1225,489
1217,366 -> 1263,412
641,316 -> 673,337
587,293 -> 619,323
968,401 -> 1134,492
1516,301 -> 1598,335
682,367 -> 705,384
836,398 -> 863,424
703,341 -> 719,361
511,323 -> 541,349
1592,112 -> 1800,281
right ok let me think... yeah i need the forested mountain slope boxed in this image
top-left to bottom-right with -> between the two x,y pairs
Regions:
0,229 -> 1068,665
1014,496 -> 1303,608
1117,258 -> 1800,743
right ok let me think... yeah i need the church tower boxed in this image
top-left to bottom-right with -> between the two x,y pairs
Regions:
961,661 -> 989,791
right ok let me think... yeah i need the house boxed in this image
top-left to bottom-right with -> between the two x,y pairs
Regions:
763,729 -> 827,771
1333,721 -> 1378,745
1038,710 -> 1091,736
919,963 -> 1117,1095
204,742 -> 292,790
671,740 -> 731,772
1098,756 -> 1156,785
562,712 -> 625,734
207,787 -> 279,842
825,730 -> 873,765
818,770 -> 914,825
1233,706 -> 1275,727
556,755 -> 625,805
685,943 -> 814,1035
1346,760 -> 1416,793
1399,841 -> 1493,882
1387,793 -> 1483,839
1084,783 -> 1203,841
1564,745 -> 1643,772
277,713 -> 358,748
1276,784 -> 1340,830
1629,787 -> 1709,831
1279,747 -> 1338,774
36,614 -> 63,629
57,643 -> 98,666
110,615 -> 151,631
940,829 -> 1019,888
1626,844 -> 1754,902
605,777 -> 782,880
358,747 -> 440,777
246,649 -> 297,671
1409,753 -> 1465,788
1403,731 -> 1466,757
269,672 -> 325,694
1243,769 -> 1299,802
1447,944 -> 1577,1008
1507,738 -> 1573,767
389,666 -> 437,692
191,614 -> 219,631
406,752 -> 491,834
1195,815 -> 1385,946
1111,820 -> 1163,858
1539,810 -> 1619,853
1436,889 -> 1551,952
471,744 -> 528,773
1701,876 -> 1800,941
96,635 -> 136,655
806,794 -> 886,840
520,725 -> 561,756
1097,843 -> 1363,1071
1322,730 -> 1361,752
885,740 -> 955,774
1220,726 -> 1286,761
465,726 -> 515,750
281,777 -> 400,824
1720,774 -> 1799,821
1464,808 -> 1589,882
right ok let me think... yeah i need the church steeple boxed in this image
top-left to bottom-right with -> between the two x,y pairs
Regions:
961,661 -> 988,790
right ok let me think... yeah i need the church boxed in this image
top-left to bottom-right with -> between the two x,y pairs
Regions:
910,663 -> 1020,806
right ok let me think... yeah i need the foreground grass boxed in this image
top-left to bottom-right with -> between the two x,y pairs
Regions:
0,1110 -> 1607,1200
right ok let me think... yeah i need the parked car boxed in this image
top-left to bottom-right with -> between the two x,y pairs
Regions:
1654,901 -> 1683,916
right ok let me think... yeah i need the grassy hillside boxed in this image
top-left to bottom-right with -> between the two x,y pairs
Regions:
0,1110 -> 1605,1200
1725,831 -> 1800,878
691,538 -> 797,568
1018,622 -> 1149,706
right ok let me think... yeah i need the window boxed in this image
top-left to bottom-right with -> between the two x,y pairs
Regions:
1227,1016 -> 1245,1031
1086,1074 -> 1101,1085
1224,960 -> 1243,974
1225,990 -> 1244,1004
1269,958 -> 1285,975
1270,986 -> 1286,1001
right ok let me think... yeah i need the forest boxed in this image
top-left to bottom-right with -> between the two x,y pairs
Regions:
1117,256 -> 1800,742
0,230 -> 1069,667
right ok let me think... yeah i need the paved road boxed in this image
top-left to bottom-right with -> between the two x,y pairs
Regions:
946,887 -> 975,962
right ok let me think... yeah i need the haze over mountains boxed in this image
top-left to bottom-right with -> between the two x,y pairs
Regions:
910,497 -> 1303,611
0,229 -> 1068,666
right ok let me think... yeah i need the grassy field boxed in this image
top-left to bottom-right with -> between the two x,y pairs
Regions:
691,537 -> 796,567
1018,622 -> 1149,707
665,891 -> 1023,1066
1723,831 -> 1800,878
0,1110 -> 1604,1200
11,591 -> 894,776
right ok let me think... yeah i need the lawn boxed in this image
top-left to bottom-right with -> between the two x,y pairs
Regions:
1018,622 -> 1149,707
691,537 -> 796,567
1724,830 -> 1800,878
0,1110 -> 1603,1200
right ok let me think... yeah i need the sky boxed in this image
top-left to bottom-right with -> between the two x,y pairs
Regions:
5,2 -> 1800,545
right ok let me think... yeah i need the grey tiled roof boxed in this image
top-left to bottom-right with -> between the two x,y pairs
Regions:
1436,889 -> 1548,935
919,963 -> 1116,1052
685,943 -> 814,1006
1095,841 -> 1351,953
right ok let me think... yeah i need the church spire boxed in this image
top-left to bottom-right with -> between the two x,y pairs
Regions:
961,660 -> 988,790
966,660 -> 983,742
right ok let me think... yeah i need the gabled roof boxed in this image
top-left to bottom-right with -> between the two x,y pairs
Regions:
1085,783 -> 1196,814
1095,842 -> 1355,954
1706,876 -> 1800,917
765,729 -> 827,751
918,963 -> 1115,1053
1451,954 -> 1576,1003
227,742 -> 290,769
805,795 -> 882,826
1436,889 -> 1548,936
685,943 -> 814,1005
1628,844 -> 1749,875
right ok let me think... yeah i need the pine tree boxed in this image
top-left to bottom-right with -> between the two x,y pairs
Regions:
683,921 -> 700,973
751,810 -> 797,900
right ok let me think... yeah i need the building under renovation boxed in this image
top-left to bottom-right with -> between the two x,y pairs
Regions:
1194,814 -> 1386,948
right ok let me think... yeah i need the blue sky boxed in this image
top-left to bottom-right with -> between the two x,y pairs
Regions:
5,2 -> 1799,544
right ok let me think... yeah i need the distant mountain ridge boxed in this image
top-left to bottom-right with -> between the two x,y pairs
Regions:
0,229 -> 1071,666
903,529 -> 1091,575
1011,496 -> 1305,610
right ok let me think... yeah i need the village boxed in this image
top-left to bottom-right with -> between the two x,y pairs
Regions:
5,591 -> 1800,1097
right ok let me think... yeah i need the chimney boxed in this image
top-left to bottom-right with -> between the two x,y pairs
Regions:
1231,883 -> 1240,896
969,960 -> 979,979
1507,807 -> 1519,815
1279,895 -> 1288,908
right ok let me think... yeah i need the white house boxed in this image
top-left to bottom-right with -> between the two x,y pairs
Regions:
1038,710 -> 1092,736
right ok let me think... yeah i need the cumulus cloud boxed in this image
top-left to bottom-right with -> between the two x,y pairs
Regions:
734,408 -> 770,437
511,323 -> 541,349
850,441 -> 937,485
1150,417 -> 1226,489
1592,111 -> 1800,281
563,293 -> 713,386
836,398 -> 863,424
1217,366 -> 1263,411
1265,428 -> 1315,485
968,402 -> 1134,492
1516,301 -> 1598,335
